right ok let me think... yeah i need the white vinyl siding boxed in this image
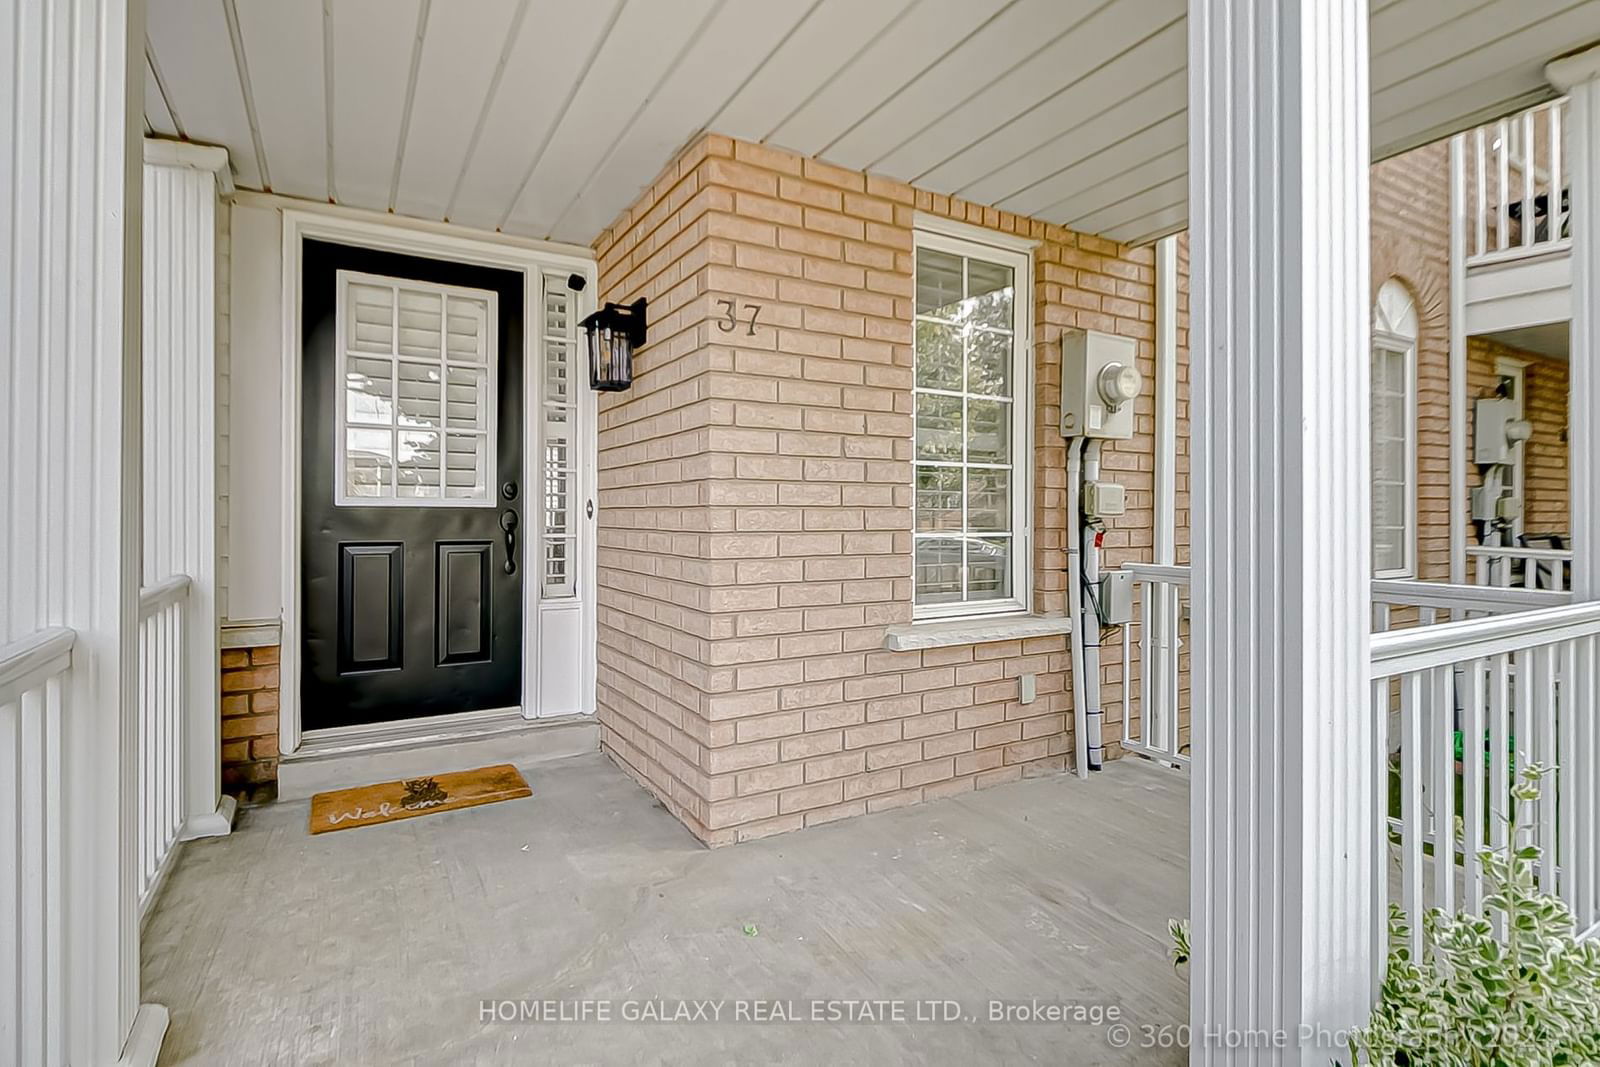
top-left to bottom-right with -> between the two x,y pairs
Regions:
912,230 -> 1031,619
334,270 -> 497,507
1371,279 -> 1418,578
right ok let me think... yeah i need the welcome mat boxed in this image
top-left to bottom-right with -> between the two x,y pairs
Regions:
309,763 -> 531,834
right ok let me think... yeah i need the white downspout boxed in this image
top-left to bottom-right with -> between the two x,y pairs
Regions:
1081,439 -> 1107,771
1152,235 -> 1180,753
1066,437 -> 1090,776
1155,235 -> 1179,567
1449,133 -> 1469,585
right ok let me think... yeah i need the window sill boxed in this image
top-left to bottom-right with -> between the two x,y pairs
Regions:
882,614 -> 1072,652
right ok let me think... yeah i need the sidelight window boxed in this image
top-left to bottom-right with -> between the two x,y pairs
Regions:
539,274 -> 580,598
1371,279 -> 1418,578
335,270 -> 497,507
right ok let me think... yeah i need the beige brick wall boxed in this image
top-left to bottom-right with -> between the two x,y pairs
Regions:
221,644 -> 279,803
592,135 -> 1183,844
1371,143 -> 1454,581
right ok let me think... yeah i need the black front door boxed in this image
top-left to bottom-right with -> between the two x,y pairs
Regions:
301,239 -> 523,730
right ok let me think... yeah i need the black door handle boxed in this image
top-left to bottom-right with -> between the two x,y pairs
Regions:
500,509 -> 519,575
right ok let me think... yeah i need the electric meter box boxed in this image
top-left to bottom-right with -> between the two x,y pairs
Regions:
1474,396 -> 1529,466
1060,328 -> 1141,440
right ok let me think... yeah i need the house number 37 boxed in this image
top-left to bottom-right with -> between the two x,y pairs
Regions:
716,298 -> 762,336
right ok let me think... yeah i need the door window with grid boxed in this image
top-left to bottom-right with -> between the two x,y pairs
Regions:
336,271 -> 497,506
1371,278 -> 1418,578
913,233 -> 1030,618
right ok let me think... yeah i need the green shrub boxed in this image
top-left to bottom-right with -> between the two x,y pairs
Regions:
1170,765 -> 1600,1065
1350,763 -> 1600,1065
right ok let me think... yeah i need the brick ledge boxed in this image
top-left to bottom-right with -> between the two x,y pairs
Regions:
881,615 -> 1072,652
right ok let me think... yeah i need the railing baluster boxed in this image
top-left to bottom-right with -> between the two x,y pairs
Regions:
141,613 -> 153,884
1476,125 -> 1489,257
1522,108 -> 1536,249
1463,657 -> 1487,913
1535,644 -> 1559,895
1489,652 -> 1512,936
1560,636 -> 1580,914
1122,589 -> 1136,748
1170,585 -> 1183,758
1431,665 -> 1457,914
1552,101 -> 1565,244
1497,118 -> 1510,252
1401,671 -> 1425,957
1372,673 -> 1392,989
1584,635 -> 1600,929
1137,582 -> 1151,748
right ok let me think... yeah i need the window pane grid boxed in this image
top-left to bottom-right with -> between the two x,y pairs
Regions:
913,241 -> 1021,613
1369,316 -> 1414,575
337,272 -> 494,506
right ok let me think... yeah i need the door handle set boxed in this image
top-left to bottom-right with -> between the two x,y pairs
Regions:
500,509 -> 518,575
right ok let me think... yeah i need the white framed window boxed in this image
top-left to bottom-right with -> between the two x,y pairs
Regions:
334,270 -> 498,507
912,226 -> 1032,619
539,273 -> 579,598
1372,279 -> 1418,578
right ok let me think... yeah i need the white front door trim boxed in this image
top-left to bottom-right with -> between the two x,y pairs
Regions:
276,203 -> 598,756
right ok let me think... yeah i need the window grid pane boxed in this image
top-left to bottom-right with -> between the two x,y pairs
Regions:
913,244 -> 1020,611
336,271 -> 495,507
541,276 -> 580,598
1370,344 -> 1411,574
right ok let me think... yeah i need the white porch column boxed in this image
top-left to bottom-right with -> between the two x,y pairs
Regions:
1552,47 -> 1600,601
1549,45 -> 1600,934
1188,1 -> 1374,1062
0,0 -> 160,1064
142,140 -> 236,843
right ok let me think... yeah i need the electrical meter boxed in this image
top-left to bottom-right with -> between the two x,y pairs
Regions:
1060,328 -> 1141,439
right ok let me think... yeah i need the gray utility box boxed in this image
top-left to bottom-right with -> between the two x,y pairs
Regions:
1098,570 -> 1135,626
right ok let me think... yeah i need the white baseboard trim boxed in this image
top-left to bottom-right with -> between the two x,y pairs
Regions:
117,1003 -> 170,1067
179,794 -> 238,840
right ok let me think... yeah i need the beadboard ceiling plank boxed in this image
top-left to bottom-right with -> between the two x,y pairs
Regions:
501,0 -> 719,238
918,22 -> 1185,200
325,0 -> 421,211
232,0 -> 327,202
765,0 -> 1011,159
391,0 -> 523,220
548,0 -> 818,245
145,1 -> 261,188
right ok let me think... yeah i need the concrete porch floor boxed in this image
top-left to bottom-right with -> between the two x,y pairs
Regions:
143,752 -> 1189,1065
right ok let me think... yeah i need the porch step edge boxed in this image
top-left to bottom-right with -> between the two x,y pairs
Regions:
275,715 -> 598,801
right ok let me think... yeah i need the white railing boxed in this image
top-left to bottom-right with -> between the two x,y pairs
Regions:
1114,570 -> 1567,767
1370,601 -> 1600,966
0,626 -> 75,1065
1115,563 -> 1190,767
138,574 -> 192,915
1465,97 -> 1570,265
1466,544 -> 1573,592
1373,576 -> 1570,632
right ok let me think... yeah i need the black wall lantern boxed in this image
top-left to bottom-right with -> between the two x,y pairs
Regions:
581,297 -> 646,392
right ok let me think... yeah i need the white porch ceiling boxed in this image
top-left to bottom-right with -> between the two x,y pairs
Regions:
145,0 -> 1600,247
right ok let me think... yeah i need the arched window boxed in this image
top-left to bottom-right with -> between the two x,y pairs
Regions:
1372,279 -> 1418,577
